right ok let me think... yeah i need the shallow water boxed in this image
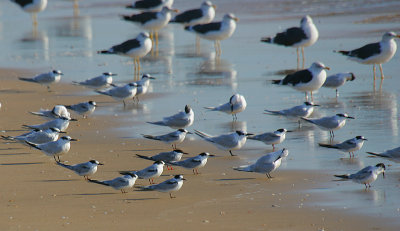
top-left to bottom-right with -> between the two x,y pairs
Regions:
1,0 -> 400,220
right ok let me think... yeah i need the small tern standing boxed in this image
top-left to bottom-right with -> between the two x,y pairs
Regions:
136,149 -> 188,170
334,163 -> 385,189
89,173 -> 138,193
57,160 -> 103,180
264,102 -> 319,126
302,113 -> 354,138
367,146 -> 400,163
19,70 -> 63,91
142,174 -> 185,198
147,105 -> 194,129
23,116 -> 76,132
96,83 -> 138,106
323,72 -> 355,97
143,129 -> 191,149
319,136 -> 367,158
25,136 -> 78,162
119,161 -> 165,184
168,152 -> 213,175
248,128 -> 288,150
135,74 -> 156,100
205,93 -> 246,121
73,72 -> 117,89
30,105 -> 71,120
1,127 -> 64,144
65,101 -> 96,118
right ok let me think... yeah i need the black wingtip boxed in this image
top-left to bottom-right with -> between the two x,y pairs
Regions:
260,37 -> 272,43
271,80 -> 281,84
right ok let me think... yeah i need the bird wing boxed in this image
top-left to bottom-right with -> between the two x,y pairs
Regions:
172,9 -> 203,23
111,39 -> 141,54
189,22 -> 221,34
273,27 -> 307,46
347,42 -> 381,59
123,12 -> 158,24
281,69 -> 313,85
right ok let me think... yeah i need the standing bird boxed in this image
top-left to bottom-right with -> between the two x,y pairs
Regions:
1,127 -> 64,144
261,15 -> 318,69
234,149 -> 289,178
119,161 -> 164,184
264,102 -> 319,126
248,128 -> 288,150
205,93 -> 246,121
88,173 -> 138,193
18,70 -> 63,92
10,0 -> 48,26
23,116 -> 76,132
96,83 -> 138,106
30,105 -> 71,120
319,136 -> 367,158
72,72 -> 117,89
126,0 -> 174,12
302,113 -> 354,138
56,160 -> 103,180
25,136 -> 78,162
322,72 -> 355,97
185,13 -> 238,56
97,32 -> 152,77
65,101 -> 96,118
143,129 -> 191,149
272,62 -> 330,101
141,174 -> 185,198
194,130 -> 253,156
367,146 -> 400,163
334,163 -> 385,189
122,7 -> 178,47
335,32 -> 400,80
167,152 -> 213,175
135,74 -> 156,100
147,105 -> 194,129
136,149 -> 188,170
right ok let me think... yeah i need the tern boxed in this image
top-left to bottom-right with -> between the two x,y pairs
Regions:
72,72 -> 117,89
264,102 -> 319,126
248,128 -> 288,150
136,149 -> 188,170
302,113 -> 354,137
18,70 -> 63,91
334,163 -> 385,188
147,105 -> 194,129
1,127 -> 64,144
23,116 -> 76,132
89,173 -> 138,193
141,174 -> 185,198
57,160 -> 103,180
96,83 -> 138,106
25,136 -> 78,162
143,129 -> 191,149
367,146 -> 400,163
319,136 -> 367,158
30,105 -> 71,120
205,93 -> 246,121
119,161 -> 165,184
65,101 -> 96,118
322,72 -> 355,97
168,152 -> 213,175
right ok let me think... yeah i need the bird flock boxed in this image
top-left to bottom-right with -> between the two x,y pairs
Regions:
4,0 -> 400,200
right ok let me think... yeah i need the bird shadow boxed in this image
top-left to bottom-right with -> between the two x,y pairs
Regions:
0,152 -> 32,156
121,197 -> 159,201
215,178 -> 256,181
38,179 -> 82,182
0,162 -> 44,166
272,69 -> 298,76
60,192 -> 117,196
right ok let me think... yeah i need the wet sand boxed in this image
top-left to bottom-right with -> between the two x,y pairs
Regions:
1,69 -> 397,230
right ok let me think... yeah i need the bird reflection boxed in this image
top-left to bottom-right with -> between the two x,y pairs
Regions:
19,28 -> 50,61
219,120 -> 247,133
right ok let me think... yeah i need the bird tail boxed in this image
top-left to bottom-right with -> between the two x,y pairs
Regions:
146,121 -> 167,127
72,81 -> 80,85
366,152 -> 386,158
334,50 -> 350,56
97,50 -> 113,55
56,161 -> 74,170
271,80 -> 281,85
25,141 -> 40,150
184,26 -> 193,32
135,154 -> 153,160
194,129 -> 211,139
88,179 -> 109,186
143,135 -> 160,141
22,124 -> 36,130
121,15 -> 132,21
318,143 -> 338,149
1,135 -> 15,141
119,171 -> 135,175
18,77 -> 36,83
263,109 -> 280,115
260,37 -> 272,43
334,174 -> 350,179
233,165 -> 251,172
95,90 -> 111,96
65,105 -> 73,110
204,106 -> 217,111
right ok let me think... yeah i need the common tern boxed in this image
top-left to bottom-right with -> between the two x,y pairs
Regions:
136,149 -> 188,170
1,127 -> 64,144
65,101 -> 96,118
147,105 -> 194,129
142,174 -> 185,198
322,72 -> 355,97
23,116 -> 76,132
248,128 -> 288,150
302,113 -> 354,137
367,146 -> 400,163
96,82 -> 137,106
119,161 -> 164,184
205,93 -> 247,121
57,160 -> 103,180
264,102 -> 319,125
319,136 -> 367,157
143,129 -> 191,149
72,72 -> 117,89
89,173 -> 138,193
334,163 -> 385,188
168,152 -> 213,175
25,136 -> 78,162
18,70 -> 63,91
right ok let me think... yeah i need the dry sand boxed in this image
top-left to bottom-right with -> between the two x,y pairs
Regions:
0,68 -> 397,230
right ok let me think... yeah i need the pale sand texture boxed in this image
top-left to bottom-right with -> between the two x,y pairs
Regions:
0,68 -> 397,230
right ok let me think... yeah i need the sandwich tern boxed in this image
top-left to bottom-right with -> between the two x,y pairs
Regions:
65,101 -> 96,118
72,72 -> 117,89
248,128 -> 288,150
334,163 -> 385,188
142,174 -> 185,198
205,93 -> 246,121
18,70 -> 63,91
322,72 -> 355,97
147,105 -> 194,129
96,82 -> 137,106
136,149 -> 188,170
57,160 -> 103,180
119,161 -> 165,184
30,105 -> 71,120
319,136 -> 367,157
143,129 -> 191,149
23,116 -> 76,132
89,173 -> 138,193
1,127 -> 64,144
25,136 -> 78,162
168,152 -> 213,175
367,146 -> 400,163
302,113 -> 354,137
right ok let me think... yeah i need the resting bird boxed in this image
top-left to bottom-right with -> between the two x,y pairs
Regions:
248,128 -> 288,150
126,0 -> 173,12
23,116 -> 76,132
322,72 -> 355,97
167,152 -> 213,175
334,163 -> 385,189
302,113 -> 354,138
1,127 -> 64,144
141,174 -> 185,198
264,102 -> 319,126
30,105 -> 71,120
147,105 -> 194,129
72,72 -> 117,89
10,0 -> 48,26
205,93 -> 246,121
65,101 -> 96,118
89,173 -> 138,193
96,83 -> 138,106
319,136 -> 367,158
56,160 -> 103,180
143,129 -> 191,149
18,70 -> 63,92
119,161 -> 165,184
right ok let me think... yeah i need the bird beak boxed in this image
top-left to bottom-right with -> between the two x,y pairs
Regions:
382,171 -> 385,178
70,118 -> 78,121
396,35 -> 400,38
209,154 -> 216,157
70,138 -> 78,141
286,130 -> 293,133
234,17 -> 239,22
111,73 -> 118,76
59,131 -> 67,133
324,66 -> 330,70
313,104 -> 320,107
172,9 -> 179,13
363,138 -> 368,141
246,133 -> 254,136
149,77 -> 156,79
186,131 -> 193,134
98,163 -> 104,165
212,4 -> 217,9
347,116 -> 355,119
183,178 -> 187,181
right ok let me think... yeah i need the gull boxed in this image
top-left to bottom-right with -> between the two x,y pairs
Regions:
10,0 -> 48,26
119,161 -> 164,184
23,116 -> 76,132
89,173 -> 138,193
136,149 -> 188,170
367,146 -> 400,163
18,70 -> 63,92
25,136 -> 78,162
264,102 -> 319,126
141,174 -> 185,198
334,163 -> 385,188
319,136 -> 367,158
335,31 -> 400,79
234,149 -> 289,178
97,32 -> 152,76
261,15 -> 318,69
1,127 -> 64,144
143,129 -> 191,149
96,82 -> 138,106
168,152 -> 214,175
322,72 -> 355,97
147,105 -> 194,129
194,129 -> 253,156
272,62 -> 330,101
302,113 -> 354,138
30,105 -> 71,120
248,128 -> 288,150
56,160 -> 103,180
185,13 -> 238,56
205,93 -> 247,121
65,101 -> 96,118
122,7 -> 178,46
126,0 -> 174,12
72,72 -> 117,89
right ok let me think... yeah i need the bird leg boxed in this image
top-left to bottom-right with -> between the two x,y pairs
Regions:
296,48 -> 300,69
169,193 -> 176,199
373,64 -> 376,81
266,173 -> 272,179
155,31 -> 159,51
310,91 -> 314,102
229,150 -> 236,156
301,47 -> 305,69
335,89 -> 339,98
379,64 -> 384,79
272,144 -> 275,151
32,13 -> 38,27
196,35 -> 200,53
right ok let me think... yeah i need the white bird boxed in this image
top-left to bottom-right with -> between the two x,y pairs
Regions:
18,70 -> 63,91
142,174 -> 185,198
65,101 -> 96,118
234,149 -> 289,178
147,105 -> 194,129
168,152 -> 213,175
23,116 -> 76,132
120,161 -> 164,184
323,72 -> 356,97
272,62 -> 330,101
248,128 -> 288,150
170,1 -> 216,26
89,173 -> 138,193
194,129 -> 253,156
72,72 -> 117,89
319,136 -> 367,157
367,147 -> 400,163
135,74 -> 156,99
136,149 -> 188,170
25,136 -> 78,162
302,113 -> 354,137
30,105 -> 71,120
185,13 -> 238,56
205,93 -> 247,121
264,102 -> 319,126
10,0 -> 48,26
57,160 -> 103,180
334,163 -> 385,188
261,15 -> 319,69
97,32 -> 152,76
1,127 -> 64,144
96,82 -> 138,106
143,129 -> 191,149
126,0 -> 174,12
336,31 -> 400,79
